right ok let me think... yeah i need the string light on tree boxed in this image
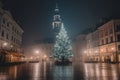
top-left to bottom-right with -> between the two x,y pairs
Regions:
53,23 -> 73,61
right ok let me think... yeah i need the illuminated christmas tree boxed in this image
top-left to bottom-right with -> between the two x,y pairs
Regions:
53,23 -> 73,61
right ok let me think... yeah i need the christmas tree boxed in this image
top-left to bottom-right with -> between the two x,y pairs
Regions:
53,23 -> 73,61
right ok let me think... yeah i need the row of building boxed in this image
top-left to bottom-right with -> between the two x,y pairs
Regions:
0,5 -> 24,63
25,38 -> 54,62
73,19 -> 120,63
23,4 -> 120,63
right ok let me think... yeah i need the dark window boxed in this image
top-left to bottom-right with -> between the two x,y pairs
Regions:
109,28 -> 113,34
6,33 -> 9,39
117,35 -> 120,42
54,23 -> 58,27
106,38 -> 108,44
102,39 -> 104,45
56,16 -> 59,20
7,23 -> 9,27
118,45 -> 120,50
110,36 -> 113,42
116,25 -> 120,32
105,30 -> 108,36
2,18 -> 5,24
101,32 -> 104,37
1,30 -> 4,37
12,26 -> 14,30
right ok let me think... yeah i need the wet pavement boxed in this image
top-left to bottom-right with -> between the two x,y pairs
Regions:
0,62 -> 120,80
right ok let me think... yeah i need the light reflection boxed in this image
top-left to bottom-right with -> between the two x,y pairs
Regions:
0,62 -> 119,80
9,66 -> 18,80
84,64 -> 89,78
33,63 -> 40,77
95,65 -> 100,80
53,65 -> 73,80
102,68 -> 107,80
111,65 -> 118,80
83,63 -> 120,80
43,62 -> 46,80
14,66 -> 17,79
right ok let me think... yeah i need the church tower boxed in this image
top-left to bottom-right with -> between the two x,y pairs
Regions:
52,3 -> 62,35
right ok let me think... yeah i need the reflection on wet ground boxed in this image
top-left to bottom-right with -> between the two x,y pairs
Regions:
0,62 -> 120,80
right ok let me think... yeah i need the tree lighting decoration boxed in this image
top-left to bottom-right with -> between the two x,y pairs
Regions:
53,23 -> 73,61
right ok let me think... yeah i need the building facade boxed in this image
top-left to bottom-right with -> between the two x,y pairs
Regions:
0,7 -> 24,62
92,30 -> 99,61
75,19 -> 120,63
52,4 -> 62,36
98,19 -> 120,63
86,33 -> 93,61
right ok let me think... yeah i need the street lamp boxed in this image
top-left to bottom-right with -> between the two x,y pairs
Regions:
35,50 -> 39,54
10,45 -> 13,51
84,50 -> 88,61
3,42 -> 8,51
84,51 -> 87,54
10,45 -> 13,48
101,49 -> 103,52
111,47 -> 114,51
35,50 -> 41,61
30,57 -> 33,60
44,55 -> 47,58
3,42 -> 7,46
95,50 -> 98,53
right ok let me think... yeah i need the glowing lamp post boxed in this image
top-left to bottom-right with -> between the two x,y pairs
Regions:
3,42 -> 8,51
111,48 -> 114,51
35,50 -> 41,61
3,42 -> 7,46
101,49 -> 104,52
10,45 -> 13,51
95,50 -> 98,53
84,51 -> 87,54
30,57 -> 33,60
35,50 -> 39,54
111,47 -> 115,62
44,55 -> 47,58
84,50 -> 88,61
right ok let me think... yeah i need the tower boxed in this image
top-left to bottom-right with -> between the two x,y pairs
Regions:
52,3 -> 73,62
52,3 -> 62,35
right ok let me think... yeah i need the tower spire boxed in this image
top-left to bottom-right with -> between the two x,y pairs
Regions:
55,3 -> 59,12
52,3 -> 62,34
56,3 -> 58,9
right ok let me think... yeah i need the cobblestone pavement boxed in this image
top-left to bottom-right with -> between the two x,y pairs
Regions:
0,62 -> 120,80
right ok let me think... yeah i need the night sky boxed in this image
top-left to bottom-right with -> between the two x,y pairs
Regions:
1,0 -> 120,46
